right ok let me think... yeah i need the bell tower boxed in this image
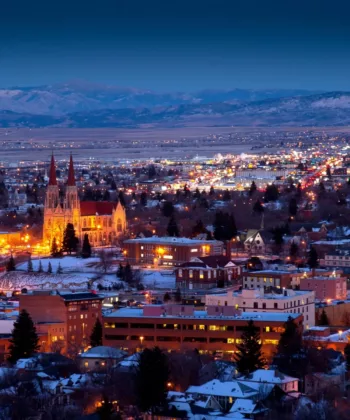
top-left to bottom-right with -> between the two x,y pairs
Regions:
45,153 -> 59,209
65,154 -> 79,210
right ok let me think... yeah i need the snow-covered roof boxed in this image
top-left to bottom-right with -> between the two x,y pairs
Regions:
187,380 -> 257,398
80,346 -> 126,359
239,369 -> 298,385
124,236 -> 222,246
229,398 -> 260,415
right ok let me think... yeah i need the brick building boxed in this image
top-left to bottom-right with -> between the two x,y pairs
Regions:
299,275 -> 347,301
103,304 -> 303,360
19,290 -> 103,354
175,256 -> 241,289
123,237 -> 223,266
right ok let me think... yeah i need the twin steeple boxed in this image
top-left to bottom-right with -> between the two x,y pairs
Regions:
48,153 -> 58,186
48,153 -> 76,187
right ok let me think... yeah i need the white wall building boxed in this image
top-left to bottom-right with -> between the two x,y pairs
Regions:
205,288 -> 315,329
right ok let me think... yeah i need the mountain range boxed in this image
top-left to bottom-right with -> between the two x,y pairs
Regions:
0,81 -> 350,127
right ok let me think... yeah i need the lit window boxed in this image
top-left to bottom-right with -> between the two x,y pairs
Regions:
52,336 -> 58,342
227,338 -> 235,344
189,270 -> 193,278
80,315 -> 84,319
84,362 -> 88,367
198,325 -> 205,330
265,326 -> 270,332
199,270 -> 204,279
178,269 -> 183,278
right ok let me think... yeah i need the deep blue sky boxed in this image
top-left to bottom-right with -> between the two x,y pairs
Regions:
1,0 -> 350,91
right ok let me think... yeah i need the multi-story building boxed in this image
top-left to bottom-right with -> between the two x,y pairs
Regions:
19,290 -> 103,354
205,288 -> 315,328
123,237 -> 224,266
299,275 -> 347,301
322,249 -> 350,269
103,304 -> 303,359
43,154 -> 127,248
175,256 -> 241,289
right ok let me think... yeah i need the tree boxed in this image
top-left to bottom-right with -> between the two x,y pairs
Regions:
326,165 -> 332,178
174,287 -> 182,303
289,197 -> 298,216
6,254 -> 16,272
209,186 -> 215,196
62,223 -> 79,254
90,318 -> 103,347
136,347 -> 169,412
344,343 -> 350,372
249,181 -> 257,197
289,241 -> 299,262
319,309 -> 329,326
27,256 -> 33,273
223,189 -> 231,201
163,292 -> 171,303
307,246 -> 318,274
148,164 -> 157,179
234,320 -> 264,375
167,215 -> 179,237
37,260 -> 43,273
274,316 -> 305,377
140,191 -> 148,207
124,262 -> 133,283
47,261 -> 52,274
96,393 -> 115,420
56,262 -> 63,274
192,219 -> 206,237
98,250 -> 113,273
50,237 -> 59,257
213,211 -> 237,242
264,184 -> 279,202
116,263 -> 124,279
81,234 -> 92,258
118,190 -> 126,207
162,201 -> 174,217
103,189 -> 110,201
8,310 -> 39,364
252,199 -> 264,214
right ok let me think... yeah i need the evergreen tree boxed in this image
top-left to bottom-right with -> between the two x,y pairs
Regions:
344,344 -> 350,372
148,164 -> 157,179
167,215 -> 180,237
56,262 -> 63,274
116,263 -> 124,279
118,190 -> 126,207
252,200 -> 264,214
249,181 -> 257,197
209,186 -> 215,196
289,197 -> 298,216
192,219 -> 206,237
296,182 -> 302,197
38,260 -> 43,273
234,320 -> 264,375
90,318 -> 103,347
163,292 -> 171,302
223,189 -> 231,201
103,189 -> 110,201
174,287 -> 182,303
213,211 -> 237,242
307,246 -> 318,274
8,310 -> 39,364
50,237 -> 59,257
27,256 -> 33,273
6,254 -> 16,272
319,309 -> 329,326
62,223 -> 79,254
136,347 -> 169,412
81,234 -> 92,258
140,191 -> 148,207
162,201 -> 174,217
124,262 -> 133,283
326,165 -> 332,178
264,184 -> 279,202
319,182 -> 326,193
96,394 -> 115,420
289,241 -> 299,262
193,188 -> 201,199
274,316 -> 305,377
47,261 -> 52,274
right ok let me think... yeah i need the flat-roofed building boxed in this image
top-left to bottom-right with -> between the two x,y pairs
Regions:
205,288 -> 315,328
123,237 -> 223,266
103,304 -> 303,360
300,275 -> 347,301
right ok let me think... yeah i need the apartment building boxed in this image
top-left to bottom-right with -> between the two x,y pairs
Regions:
20,290 -> 103,354
205,288 -> 315,328
103,304 -> 303,359
123,237 -> 223,266
299,275 -> 347,301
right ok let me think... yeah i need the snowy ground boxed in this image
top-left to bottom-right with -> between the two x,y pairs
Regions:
16,256 -> 101,273
142,269 -> 175,289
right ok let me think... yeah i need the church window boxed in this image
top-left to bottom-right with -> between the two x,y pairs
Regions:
109,218 -> 112,227
83,219 -> 86,228
117,218 -> 122,232
103,218 -> 107,227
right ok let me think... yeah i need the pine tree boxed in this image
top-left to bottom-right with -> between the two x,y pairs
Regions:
124,262 -> 133,283
174,287 -> 182,303
6,254 -> 16,272
116,263 -> 124,279
96,394 -> 115,420
62,223 -> 79,254
51,237 -> 59,257
163,292 -> 171,302
47,261 -> 52,274
167,215 -> 179,237
27,256 -> 33,273
56,262 -> 63,274
253,200 -> 264,214
81,234 -> 92,258
90,318 -> 103,347
234,320 -> 264,375
289,241 -> 299,262
118,190 -> 126,207
192,219 -> 206,237
136,347 -> 169,412
265,184 -> 279,202
38,260 -> 43,273
209,186 -> 215,196
289,197 -> 298,216
307,246 -> 318,274
140,191 -> 148,207
319,309 -> 329,326
8,310 -> 39,364
223,189 -> 231,201
249,181 -> 257,197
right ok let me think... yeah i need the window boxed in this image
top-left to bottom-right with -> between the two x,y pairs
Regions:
262,303 -> 266,309
253,302 -> 258,309
208,271 -> 211,279
274,303 -> 278,309
84,362 -> 88,367
189,270 -> 193,278
178,269 -> 183,277
199,270 -> 204,279
68,305 -> 77,312
265,326 -> 270,332
117,218 -> 123,232
52,336 -> 58,342
227,338 -> 235,344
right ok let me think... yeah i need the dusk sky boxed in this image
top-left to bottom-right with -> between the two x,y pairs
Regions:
1,0 -> 350,91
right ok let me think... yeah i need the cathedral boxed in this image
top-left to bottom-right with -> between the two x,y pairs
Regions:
43,154 -> 127,248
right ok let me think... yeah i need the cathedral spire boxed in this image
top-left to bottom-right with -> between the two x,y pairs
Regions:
67,153 -> 76,186
48,153 -> 57,186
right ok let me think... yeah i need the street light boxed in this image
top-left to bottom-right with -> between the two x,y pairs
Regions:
139,336 -> 144,349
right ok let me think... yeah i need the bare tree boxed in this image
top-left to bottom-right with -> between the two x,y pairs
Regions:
97,250 -> 114,273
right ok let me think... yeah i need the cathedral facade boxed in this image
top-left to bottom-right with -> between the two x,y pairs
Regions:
43,154 -> 127,248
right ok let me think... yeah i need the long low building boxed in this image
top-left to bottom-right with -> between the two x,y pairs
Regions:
123,236 -> 224,266
205,288 -> 315,329
102,304 -> 303,359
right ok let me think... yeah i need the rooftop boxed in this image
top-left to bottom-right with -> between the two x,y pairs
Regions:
124,236 -> 222,246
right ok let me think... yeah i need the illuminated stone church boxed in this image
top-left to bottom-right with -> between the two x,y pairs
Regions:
43,154 -> 127,248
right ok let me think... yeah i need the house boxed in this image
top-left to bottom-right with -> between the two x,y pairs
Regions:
175,256 -> 241,289
79,345 -> 126,371
238,369 -> 299,393
244,230 -> 273,255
